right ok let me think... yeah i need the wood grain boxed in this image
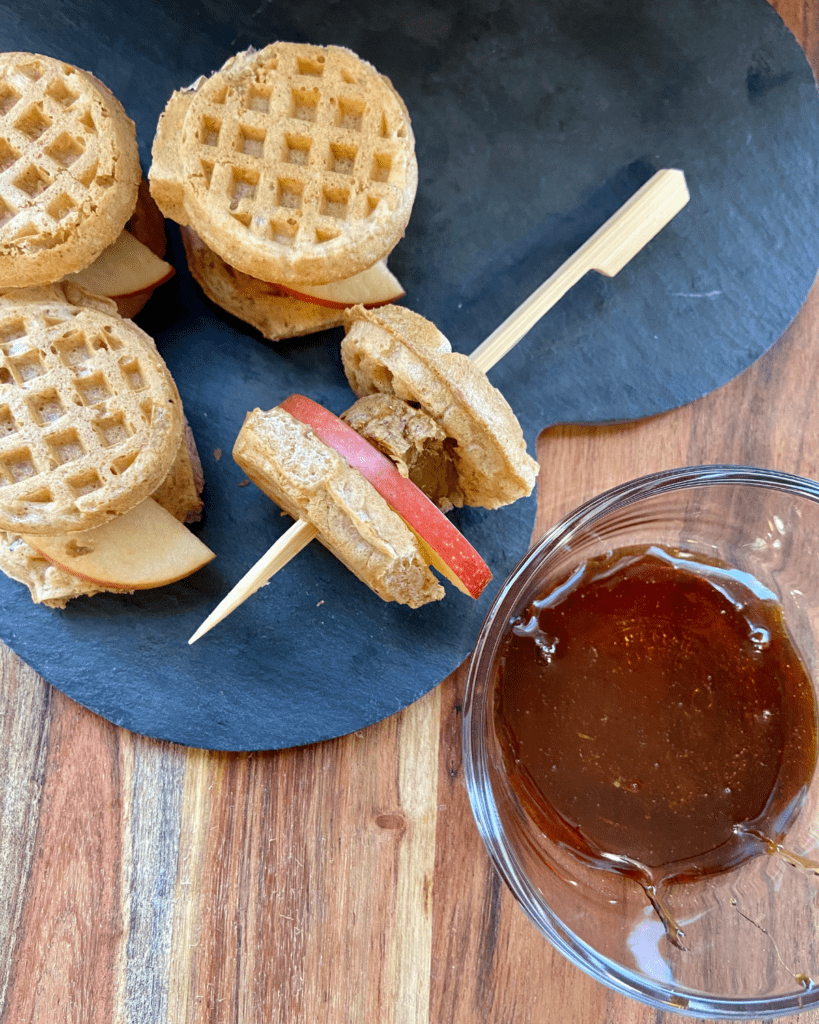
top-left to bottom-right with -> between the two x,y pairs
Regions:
1,3 -> 818,1022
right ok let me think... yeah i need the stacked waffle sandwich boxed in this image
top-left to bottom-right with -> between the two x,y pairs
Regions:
0,52 -> 176,315
0,52 -> 212,606
149,42 -> 417,340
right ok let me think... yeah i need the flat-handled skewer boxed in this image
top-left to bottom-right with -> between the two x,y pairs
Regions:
189,168 -> 689,644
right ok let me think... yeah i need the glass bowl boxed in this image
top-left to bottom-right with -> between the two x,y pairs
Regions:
463,466 -> 819,1019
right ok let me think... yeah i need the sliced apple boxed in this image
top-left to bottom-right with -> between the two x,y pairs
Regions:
277,260 -> 405,310
22,497 -> 214,591
128,178 -> 168,261
65,229 -> 175,299
280,394 -> 492,600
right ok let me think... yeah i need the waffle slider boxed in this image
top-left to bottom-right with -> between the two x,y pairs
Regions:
226,305 -> 537,611
0,285 -> 213,606
0,51 -> 174,316
190,304 -> 539,638
149,42 -> 416,340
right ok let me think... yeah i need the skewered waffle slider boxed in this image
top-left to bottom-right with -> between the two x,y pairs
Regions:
0,52 -> 174,315
150,42 -> 416,340
230,306 -> 538,609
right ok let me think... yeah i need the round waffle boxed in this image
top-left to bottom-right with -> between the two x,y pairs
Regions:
0,286 -> 183,535
150,43 -> 417,286
0,530 -> 108,606
0,52 -> 141,287
341,305 -> 539,510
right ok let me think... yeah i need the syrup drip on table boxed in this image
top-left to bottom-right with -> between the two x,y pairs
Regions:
493,545 -> 819,947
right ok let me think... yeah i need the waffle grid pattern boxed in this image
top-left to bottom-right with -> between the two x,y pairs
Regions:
184,44 -> 415,267
0,52 -> 135,277
0,304 -> 179,533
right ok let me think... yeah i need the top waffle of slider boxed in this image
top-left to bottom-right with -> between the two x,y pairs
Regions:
0,52 -> 141,287
149,43 -> 417,286
341,305 -> 539,510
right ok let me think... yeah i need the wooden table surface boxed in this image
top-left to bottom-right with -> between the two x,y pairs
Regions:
2,4 -> 819,1021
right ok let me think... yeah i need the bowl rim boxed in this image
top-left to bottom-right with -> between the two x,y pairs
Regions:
462,464 -> 819,1019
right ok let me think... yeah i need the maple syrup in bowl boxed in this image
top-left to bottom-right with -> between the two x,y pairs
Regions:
463,467 -> 819,1018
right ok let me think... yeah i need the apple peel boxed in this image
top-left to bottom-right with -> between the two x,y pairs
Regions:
280,394 -> 491,600
23,497 -> 214,591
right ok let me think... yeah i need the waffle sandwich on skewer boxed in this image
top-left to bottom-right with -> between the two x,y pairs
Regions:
201,304 -> 539,629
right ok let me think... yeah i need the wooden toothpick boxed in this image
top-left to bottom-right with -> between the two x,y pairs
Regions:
188,168 -> 689,643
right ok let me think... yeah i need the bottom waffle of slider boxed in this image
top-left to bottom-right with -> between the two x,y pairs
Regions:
181,227 -> 350,341
180,227 -> 405,342
0,283 -> 213,606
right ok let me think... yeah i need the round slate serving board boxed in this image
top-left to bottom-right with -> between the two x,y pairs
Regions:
1,0 -> 818,750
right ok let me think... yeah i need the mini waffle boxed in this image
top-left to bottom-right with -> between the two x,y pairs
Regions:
0,423 -> 204,606
341,305 -> 539,509
150,43 -> 417,286
0,285 -> 183,535
0,52 -> 141,287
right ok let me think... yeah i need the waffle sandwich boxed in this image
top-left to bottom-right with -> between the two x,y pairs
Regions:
0,51 -> 174,317
0,283 -> 211,606
150,42 -> 417,340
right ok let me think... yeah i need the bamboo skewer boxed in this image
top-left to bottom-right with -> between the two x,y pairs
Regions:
188,168 -> 689,644
188,519 -> 317,644
469,168 -> 690,373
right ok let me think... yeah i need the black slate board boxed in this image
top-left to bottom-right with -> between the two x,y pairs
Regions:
1,0 -> 818,750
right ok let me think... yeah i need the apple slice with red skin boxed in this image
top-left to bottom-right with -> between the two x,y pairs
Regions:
276,260 -> 405,310
114,179 -> 173,318
65,229 -> 175,299
23,497 -> 215,591
280,394 -> 492,600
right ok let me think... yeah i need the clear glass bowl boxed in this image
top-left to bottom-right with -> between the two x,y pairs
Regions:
463,466 -> 819,1019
